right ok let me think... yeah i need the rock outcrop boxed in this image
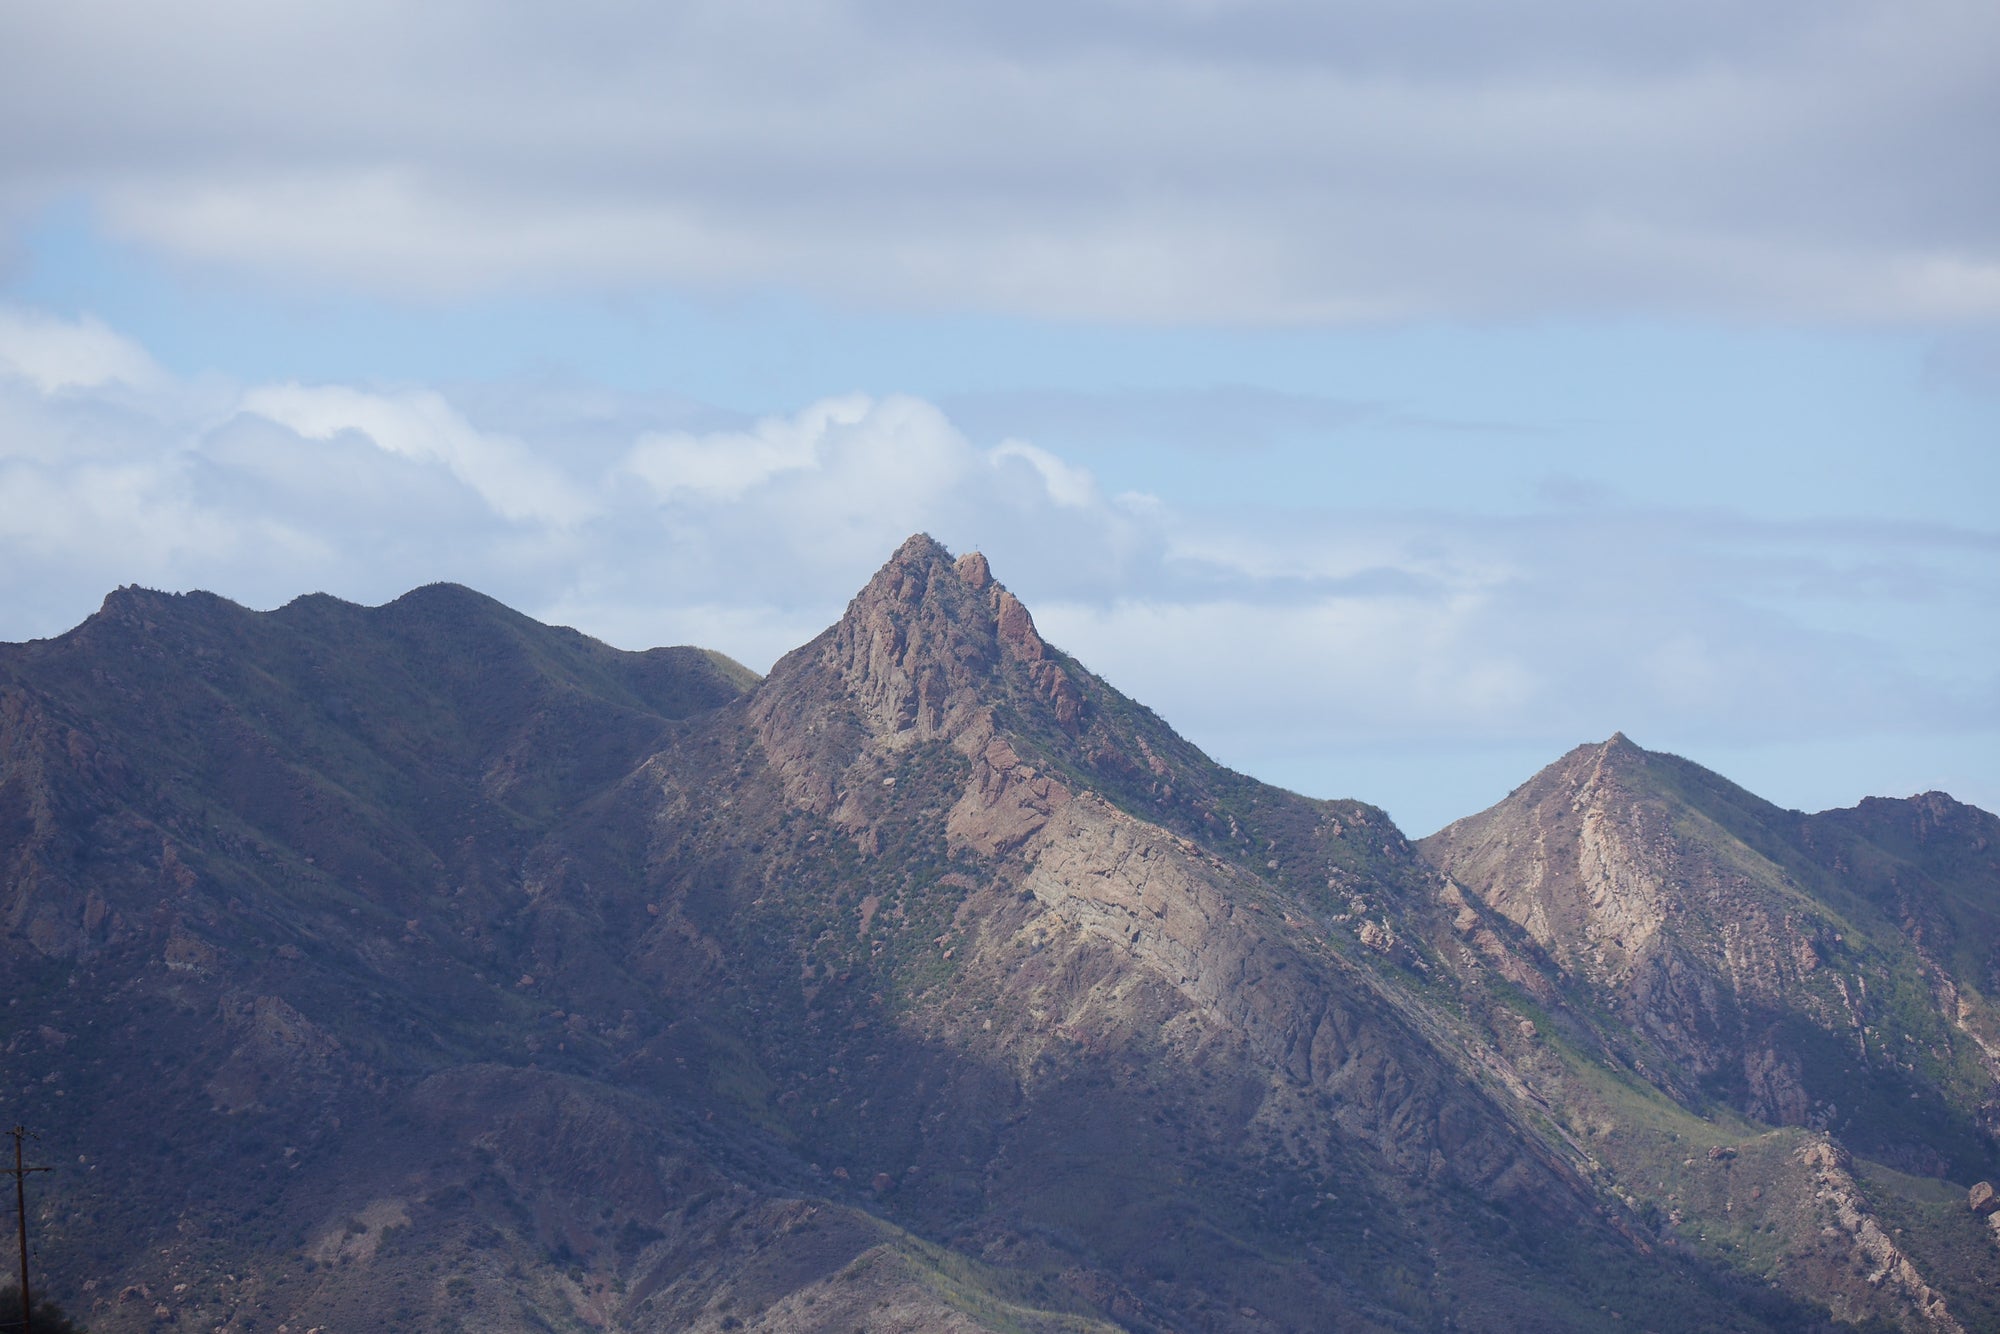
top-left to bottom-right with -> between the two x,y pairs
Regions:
1017,792 -> 1583,1208
5,538 -> 1995,1334
1421,735 -> 2000,1176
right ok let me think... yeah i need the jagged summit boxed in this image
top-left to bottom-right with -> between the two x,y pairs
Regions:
7,542 -> 1998,1333
745,535 -> 1089,835
78,582 -> 237,628
758,533 -> 1074,743
745,536 -> 1412,869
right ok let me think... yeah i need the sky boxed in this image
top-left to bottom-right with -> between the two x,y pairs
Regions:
1,1 -> 1996,835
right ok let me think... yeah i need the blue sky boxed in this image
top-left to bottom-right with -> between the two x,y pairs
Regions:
2,1 -> 1996,834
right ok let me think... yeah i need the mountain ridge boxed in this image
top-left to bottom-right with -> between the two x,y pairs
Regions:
2,536 -> 1996,1332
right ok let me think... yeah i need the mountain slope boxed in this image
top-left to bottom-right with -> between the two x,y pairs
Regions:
514,536 -> 1979,1329
1419,735 -> 2000,1169
2,540 -> 1995,1332
1421,734 -> 2000,1328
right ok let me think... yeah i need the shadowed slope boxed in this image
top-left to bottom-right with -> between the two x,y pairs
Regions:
571,537 -> 1876,1330
5,548 -> 1989,1332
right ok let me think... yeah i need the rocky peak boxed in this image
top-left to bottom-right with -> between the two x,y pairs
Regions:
952,548 -> 991,590
829,533 -> 1039,737
1596,730 -> 1642,765
1421,737 -> 1674,978
755,534 -> 1075,742
64,585 -> 225,642
1424,737 -> 2000,1158
945,546 -> 1049,663
1419,736 -> 1827,992
746,536 -> 1086,827
1564,732 -> 1648,796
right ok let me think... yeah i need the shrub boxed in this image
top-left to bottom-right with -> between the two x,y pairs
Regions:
0,1287 -> 88,1333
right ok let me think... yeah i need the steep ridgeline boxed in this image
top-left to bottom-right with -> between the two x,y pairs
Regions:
514,535 -> 1987,1332
1420,736 -> 2000,1172
1422,736 -> 2000,1329
2,539 -> 1997,1333
639,536 -> 1623,1321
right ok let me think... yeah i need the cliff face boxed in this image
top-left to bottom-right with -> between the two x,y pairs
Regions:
1422,736 -> 1826,1111
1421,735 -> 2000,1177
610,534 -> 1614,1327
740,536 -> 1580,1206
4,539 -> 1998,1334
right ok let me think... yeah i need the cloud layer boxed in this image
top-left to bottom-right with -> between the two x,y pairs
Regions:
6,1 -> 1998,321
3,305 -> 1993,833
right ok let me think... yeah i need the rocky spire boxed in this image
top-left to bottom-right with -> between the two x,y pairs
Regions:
745,536 -> 1084,824
755,535 -> 1073,738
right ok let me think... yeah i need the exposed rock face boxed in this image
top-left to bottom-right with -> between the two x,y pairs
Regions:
1795,1135 -> 1965,1332
1422,734 -> 2000,1189
946,726 -> 1073,858
1424,735 -> 1775,998
6,538 -> 1996,1334
748,534 -> 1079,827
1017,793 -> 1581,1206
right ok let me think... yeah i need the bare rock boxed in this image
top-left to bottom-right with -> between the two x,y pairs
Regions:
953,550 -> 991,590
1017,792 -> 1589,1213
993,589 -> 1044,660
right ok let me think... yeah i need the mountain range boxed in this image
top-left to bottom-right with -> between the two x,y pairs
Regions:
2,534 -> 1996,1333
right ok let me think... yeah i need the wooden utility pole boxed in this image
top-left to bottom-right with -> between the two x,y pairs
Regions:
4,1127 -> 49,1334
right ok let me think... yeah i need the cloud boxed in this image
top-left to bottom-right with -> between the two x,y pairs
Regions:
626,395 -> 871,503
4,1 -> 1997,321
990,441 -> 1097,508
605,393 -> 1144,613
943,385 -> 1385,452
240,384 -> 596,526
1,303 -> 1992,832
0,304 -> 1147,649
0,307 -> 163,392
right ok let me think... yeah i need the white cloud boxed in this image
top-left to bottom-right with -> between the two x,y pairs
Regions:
3,1 -> 1995,321
240,383 -> 595,526
0,459 -> 205,563
0,309 -> 1140,645
0,303 -> 1992,833
626,394 -> 872,503
0,308 -> 164,393
991,440 -> 1098,508
615,393 -> 1119,589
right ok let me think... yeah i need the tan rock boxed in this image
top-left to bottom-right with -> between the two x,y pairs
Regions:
953,550 -> 990,589
994,589 -> 1044,660
946,727 -> 1072,858
1015,792 -> 1587,1208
